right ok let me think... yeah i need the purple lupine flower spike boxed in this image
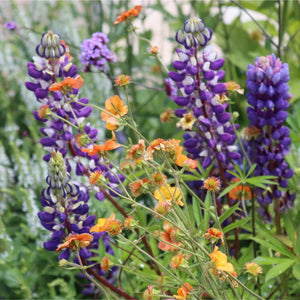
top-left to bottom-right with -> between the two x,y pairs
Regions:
245,54 -> 295,218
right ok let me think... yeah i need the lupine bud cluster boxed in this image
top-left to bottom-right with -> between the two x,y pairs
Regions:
246,54 -> 295,217
168,17 -> 240,199
80,32 -> 116,71
36,31 -> 66,59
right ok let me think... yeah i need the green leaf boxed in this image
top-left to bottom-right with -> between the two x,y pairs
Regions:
203,192 -> 211,232
253,256 -> 292,265
219,202 -> 241,224
250,237 -> 294,259
223,217 -> 250,234
292,263 -> 300,280
246,163 -> 257,178
193,196 -> 202,228
265,260 -> 294,281
218,181 -> 240,198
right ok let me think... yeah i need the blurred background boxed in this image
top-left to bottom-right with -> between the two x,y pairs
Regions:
0,0 -> 300,298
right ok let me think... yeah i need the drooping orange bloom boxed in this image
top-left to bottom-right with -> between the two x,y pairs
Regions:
56,233 -> 93,253
155,221 -> 182,252
101,95 -> 128,130
49,75 -> 84,92
124,216 -> 134,229
100,256 -> 110,272
170,254 -> 186,269
37,104 -> 49,119
150,46 -> 158,54
115,74 -> 130,86
154,201 -> 169,216
81,132 -> 121,156
129,178 -> 151,197
154,184 -> 183,206
210,246 -> 237,278
146,138 -> 188,168
152,172 -> 167,186
114,5 -> 142,25
89,170 -> 103,185
203,176 -> 221,192
228,178 -> 251,200
126,139 -> 145,162
244,262 -> 263,277
225,81 -> 244,94
160,108 -> 172,123
90,213 -> 123,235
174,283 -> 193,300
183,158 -> 198,170
203,228 -> 224,245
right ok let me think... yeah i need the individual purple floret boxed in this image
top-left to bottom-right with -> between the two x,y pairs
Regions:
4,21 -> 16,30
245,54 -> 295,217
80,32 -> 116,71
168,17 -> 240,200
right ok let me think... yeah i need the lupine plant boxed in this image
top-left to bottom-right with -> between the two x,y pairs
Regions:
2,1 -> 300,299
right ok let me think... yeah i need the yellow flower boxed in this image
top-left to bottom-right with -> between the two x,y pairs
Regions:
245,262 -> 263,277
176,112 -> 196,130
210,246 -> 237,277
154,184 -> 183,206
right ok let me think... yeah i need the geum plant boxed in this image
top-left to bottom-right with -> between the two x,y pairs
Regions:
24,5 -> 295,300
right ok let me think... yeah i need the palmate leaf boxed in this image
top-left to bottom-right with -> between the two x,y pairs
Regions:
218,181 -> 241,199
253,256 -> 293,265
223,217 -> 250,234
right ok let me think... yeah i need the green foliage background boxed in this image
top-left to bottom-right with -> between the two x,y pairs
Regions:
0,0 -> 300,298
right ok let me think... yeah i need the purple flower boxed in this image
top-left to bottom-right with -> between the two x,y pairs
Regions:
80,32 -> 116,71
4,21 -> 16,30
245,54 -> 295,216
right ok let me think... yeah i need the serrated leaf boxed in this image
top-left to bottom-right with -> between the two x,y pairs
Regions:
219,202 -> 241,224
265,260 -> 294,281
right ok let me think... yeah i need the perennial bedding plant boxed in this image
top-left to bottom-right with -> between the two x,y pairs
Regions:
15,3 -> 300,300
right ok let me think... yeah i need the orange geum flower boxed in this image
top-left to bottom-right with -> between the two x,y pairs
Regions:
155,221 -> 182,252
210,246 -> 237,278
37,104 -> 49,119
49,75 -> 84,92
174,283 -> 193,300
89,170 -> 103,185
90,213 -> 123,235
150,46 -> 158,54
126,139 -> 145,162
228,178 -> 251,201
203,176 -> 221,192
101,95 -> 128,130
56,233 -> 93,253
115,74 -> 130,86
183,158 -> 198,170
100,256 -> 110,272
170,254 -> 186,269
160,108 -> 172,123
90,213 -> 115,233
204,228 -> 224,245
152,172 -> 167,186
114,5 -> 142,25
81,132 -> 121,156
129,178 -> 151,197
154,201 -> 169,216
154,184 -> 183,206
245,262 -> 263,277
225,81 -> 244,94
124,215 -> 134,229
